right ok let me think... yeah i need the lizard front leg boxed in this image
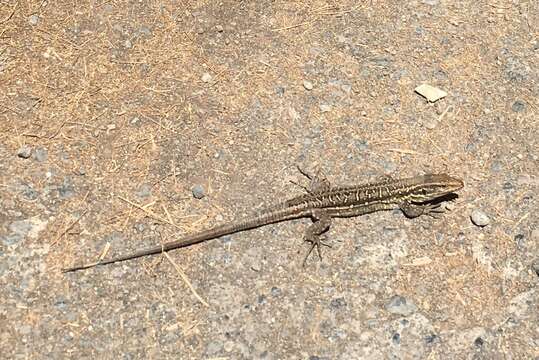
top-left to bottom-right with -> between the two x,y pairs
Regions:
295,164 -> 331,193
400,201 -> 446,218
303,209 -> 332,266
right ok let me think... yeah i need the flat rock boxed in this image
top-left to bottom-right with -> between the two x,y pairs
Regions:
415,84 -> 447,102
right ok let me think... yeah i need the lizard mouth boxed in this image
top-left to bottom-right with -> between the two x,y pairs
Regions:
413,192 -> 459,205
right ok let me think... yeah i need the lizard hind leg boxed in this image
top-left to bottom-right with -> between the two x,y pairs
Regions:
302,210 -> 333,267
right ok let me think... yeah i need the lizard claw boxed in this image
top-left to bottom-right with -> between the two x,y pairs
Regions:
302,235 -> 331,267
425,203 -> 446,218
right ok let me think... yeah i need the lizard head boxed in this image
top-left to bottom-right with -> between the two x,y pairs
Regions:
409,174 -> 464,202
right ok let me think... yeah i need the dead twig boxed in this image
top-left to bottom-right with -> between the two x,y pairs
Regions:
164,252 -> 209,307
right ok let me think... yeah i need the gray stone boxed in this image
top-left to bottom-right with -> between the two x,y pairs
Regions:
511,100 -> 526,112
138,26 -> 151,37
28,15 -> 39,26
34,147 -> 48,162
303,80 -> 314,90
355,139 -> 368,151
329,297 -> 347,310
201,73 -> 212,83
17,145 -> 32,159
59,178 -> 75,199
136,183 -> 152,199
319,104 -> 331,113
192,185 -> 205,199
206,340 -> 223,355
134,223 -> 146,233
385,295 -> 418,316
532,260 -> 539,277
130,116 -> 141,126
21,184 -> 39,200
471,209 -> 490,227
271,287 -> 281,297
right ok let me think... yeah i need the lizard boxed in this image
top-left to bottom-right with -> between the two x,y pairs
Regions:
62,171 -> 464,272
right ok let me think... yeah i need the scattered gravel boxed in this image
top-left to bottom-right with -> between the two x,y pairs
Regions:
471,209 -> 491,227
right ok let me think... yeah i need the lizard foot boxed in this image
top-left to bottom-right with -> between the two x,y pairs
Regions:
302,234 -> 332,267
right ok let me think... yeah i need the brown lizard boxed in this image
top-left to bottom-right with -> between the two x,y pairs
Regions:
63,171 -> 464,272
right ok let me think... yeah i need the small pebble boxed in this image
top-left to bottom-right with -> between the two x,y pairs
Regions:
303,80 -> 313,90
270,287 -> 281,297
215,25 -> 224,32
17,145 -> 32,159
134,223 -> 146,233
130,116 -> 141,126
329,297 -> 347,309
223,341 -> 234,352
34,147 -> 48,162
136,183 -> 152,199
319,104 -> 331,113
59,178 -> 75,199
28,15 -> 39,26
511,100 -> 526,113
490,161 -> 503,172
201,73 -> 212,83
250,259 -> 262,272
385,295 -> 417,316
424,334 -> 440,345
474,337 -> 484,347
192,185 -> 205,199
355,139 -> 368,151
514,234 -> 525,248
471,209 -> 490,227
532,260 -> 539,277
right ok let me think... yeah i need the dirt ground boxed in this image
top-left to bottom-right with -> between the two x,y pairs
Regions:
1,1 -> 538,359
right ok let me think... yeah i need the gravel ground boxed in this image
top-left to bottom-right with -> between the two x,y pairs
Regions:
1,1 -> 538,359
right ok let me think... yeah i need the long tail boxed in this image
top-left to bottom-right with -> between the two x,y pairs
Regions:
63,205 -> 311,272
